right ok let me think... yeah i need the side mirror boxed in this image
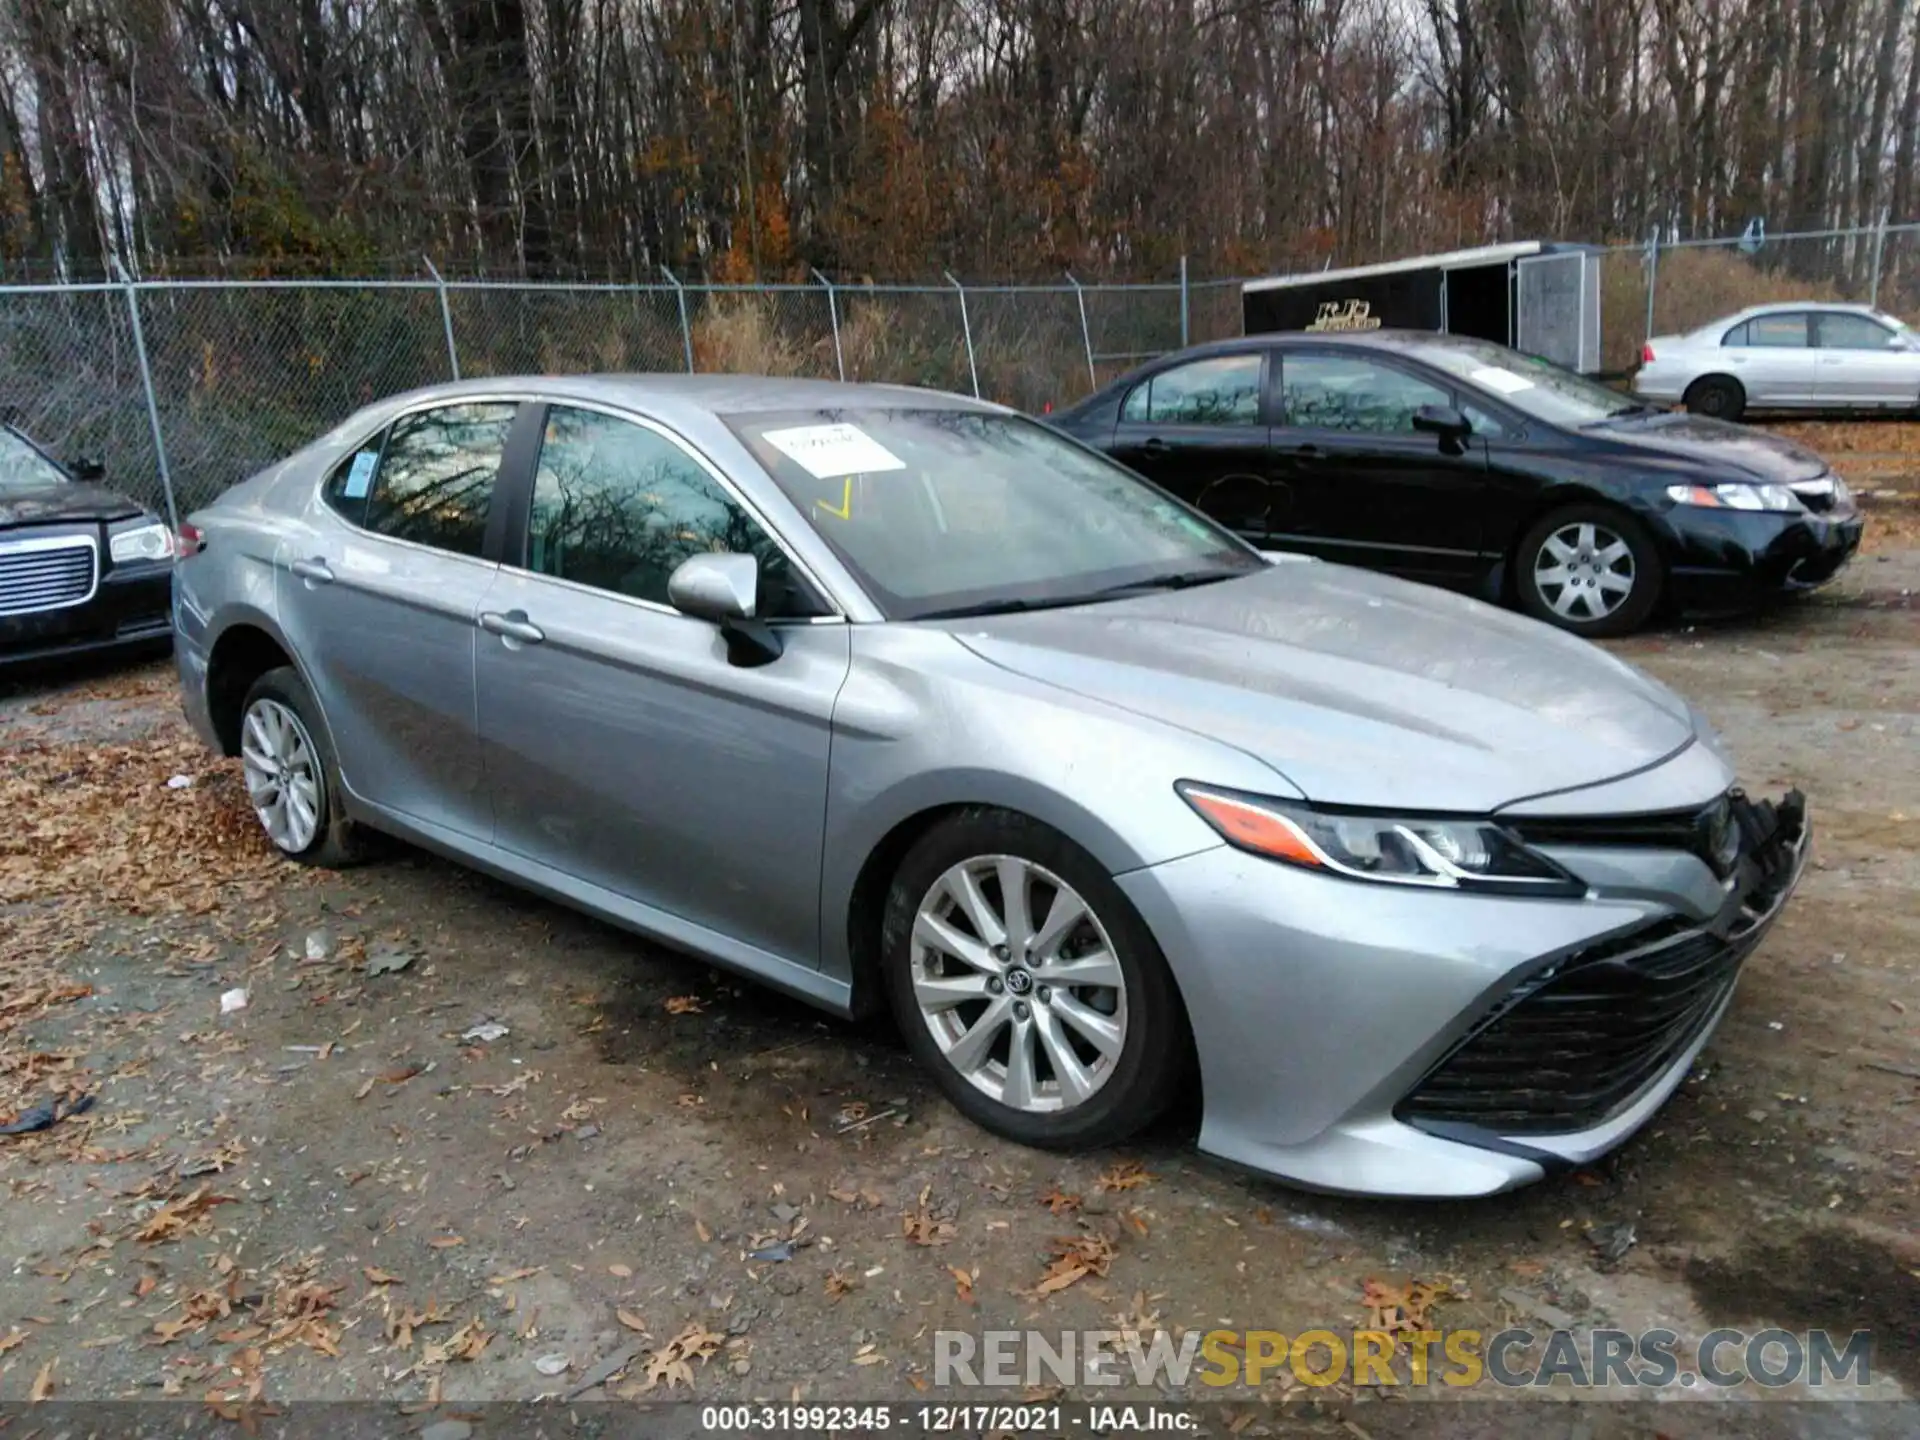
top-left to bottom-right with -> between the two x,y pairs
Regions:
71,457 -> 106,482
667,552 -> 783,667
1411,405 -> 1472,439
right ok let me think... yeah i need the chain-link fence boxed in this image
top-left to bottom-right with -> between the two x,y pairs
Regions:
6,220 -> 1918,523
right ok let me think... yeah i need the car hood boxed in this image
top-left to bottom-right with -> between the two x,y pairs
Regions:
1594,412 -> 1828,483
0,481 -> 145,527
944,563 -> 1698,813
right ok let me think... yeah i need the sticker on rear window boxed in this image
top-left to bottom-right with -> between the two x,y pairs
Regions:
761,423 -> 905,479
342,451 -> 378,498
1469,366 -> 1536,395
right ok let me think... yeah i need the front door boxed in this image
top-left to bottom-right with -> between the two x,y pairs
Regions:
1812,310 -> 1919,406
474,403 -> 850,968
276,399 -> 526,839
1106,351 -> 1280,542
1267,350 -> 1491,586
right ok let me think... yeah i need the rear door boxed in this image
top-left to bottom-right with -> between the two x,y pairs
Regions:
1812,311 -> 1919,406
473,402 -> 849,968
277,398 -> 530,840
1106,352 -> 1280,542
1266,349 -> 1492,586
1719,313 -> 1819,405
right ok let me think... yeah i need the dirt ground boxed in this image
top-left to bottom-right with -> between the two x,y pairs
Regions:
1,433 -> 1916,1432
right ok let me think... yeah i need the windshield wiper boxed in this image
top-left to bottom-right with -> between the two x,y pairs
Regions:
1078,569 -> 1243,599
1601,402 -> 1656,419
912,596 -> 1057,621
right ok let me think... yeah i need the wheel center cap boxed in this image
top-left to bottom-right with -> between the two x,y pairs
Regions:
1003,967 -> 1034,997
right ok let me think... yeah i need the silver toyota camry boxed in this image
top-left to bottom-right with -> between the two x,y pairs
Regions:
172,376 -> 1809,1197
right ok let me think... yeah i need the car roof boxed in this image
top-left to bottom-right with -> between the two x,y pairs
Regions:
367,373 -> 1003,424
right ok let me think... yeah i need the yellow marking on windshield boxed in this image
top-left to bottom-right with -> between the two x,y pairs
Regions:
815,476 -> 854,520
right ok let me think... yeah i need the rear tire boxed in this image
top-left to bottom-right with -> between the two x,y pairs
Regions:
1683,375 -> 1746,422
237,667 -> 367,867
881,808 -> 1189,1151
1515,504 -> 1664,638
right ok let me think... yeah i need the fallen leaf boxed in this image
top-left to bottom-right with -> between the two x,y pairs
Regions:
609,1263 -> 633,1278
639,1322 -> 725,1393
949,1266 -> 975,1304
1121,1207 -> 1150,1238
0,1330 -> 26,1354
664,995 -> 705,1015
1509,1260 -> 1546,1278
902,1208 -> 956,1247
30,1359 -> 54,1401
1029,1233 -> 1116,1296
363,1267 -> 403,1286
825,1269 -> 856,1299
617,1308 -> 649,1333
694,1218 -> 712,1244
1038,1186 -> 1082,1215
428,1235 -> 464,1249
1094,1160 -> 1153,1192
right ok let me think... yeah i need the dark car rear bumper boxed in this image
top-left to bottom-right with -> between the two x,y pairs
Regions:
1660,506 -> 1864,613
0,566 -> 174,667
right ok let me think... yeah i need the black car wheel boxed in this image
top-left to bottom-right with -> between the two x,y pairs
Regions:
881,807 -> 1190,1151
1683,375 -> 1746,422
1515,505 -> 1664,638
238,666 -> 367,867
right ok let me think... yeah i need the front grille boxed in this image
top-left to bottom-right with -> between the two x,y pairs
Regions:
1399,790 -> 1806,1136
0,536 -> 98,616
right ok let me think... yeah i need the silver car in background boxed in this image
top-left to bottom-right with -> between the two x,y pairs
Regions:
1635,301 -> 1920,420
173,376 -> 1809,1197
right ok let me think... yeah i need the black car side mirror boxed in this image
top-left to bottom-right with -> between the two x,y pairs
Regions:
71,457 -> 106,482
1411,405 -> 1472,440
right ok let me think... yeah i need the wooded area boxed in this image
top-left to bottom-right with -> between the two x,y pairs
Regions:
2,0 -> 1915,281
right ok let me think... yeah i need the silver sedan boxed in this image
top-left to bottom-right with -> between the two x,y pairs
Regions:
1634,302 -> 1920,420
173,376 -> 1809,1197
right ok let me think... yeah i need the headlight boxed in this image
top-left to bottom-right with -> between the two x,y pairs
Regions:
1177,783 -> 1586,896
1665,482 -> 1803,512
109,521 -> 173,564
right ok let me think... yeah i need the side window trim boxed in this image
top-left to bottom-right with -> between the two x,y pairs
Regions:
514,398 -> 848,623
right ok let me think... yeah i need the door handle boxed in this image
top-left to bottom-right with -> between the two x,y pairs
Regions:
1141,437 -> 1170,454
478,610 -> 545,645
290,557 -> 334,584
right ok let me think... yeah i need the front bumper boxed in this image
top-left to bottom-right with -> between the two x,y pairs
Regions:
1659,504 -> 1864,612
1119,788 -> 1810,1198
0,564 -> 174,667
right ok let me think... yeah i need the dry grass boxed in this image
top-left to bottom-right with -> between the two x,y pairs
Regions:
1599,246 -> 1854,372
690,296 -> 819,377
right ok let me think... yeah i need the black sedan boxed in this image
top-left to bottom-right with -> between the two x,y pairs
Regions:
1,422 -> 175,667
1051,331 -> 1864,636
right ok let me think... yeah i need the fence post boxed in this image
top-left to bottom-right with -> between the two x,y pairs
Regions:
1179,255 -> 1190,348
422,256 -> 460,381
812,268 -> 845,381
112,260 -> 178,530
662,266 -> 696,373
1065,272 -> 1096,391
1643,230 -> 1660,345
1870,210 -> 1889,307
945,271 -> 980,398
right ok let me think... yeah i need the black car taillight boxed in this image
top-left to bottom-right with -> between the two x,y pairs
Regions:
174,523 -> 206,557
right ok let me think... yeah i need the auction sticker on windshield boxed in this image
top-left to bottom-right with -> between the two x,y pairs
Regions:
762,423 -> 906,479
1470,366 -> 1537,395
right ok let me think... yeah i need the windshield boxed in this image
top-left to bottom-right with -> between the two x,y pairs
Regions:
1410,338 -> 1642,427
0,427 -> 73,492
726,408 -> 1264,620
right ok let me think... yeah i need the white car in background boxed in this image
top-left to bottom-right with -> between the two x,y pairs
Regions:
1634,302 -> 1920,421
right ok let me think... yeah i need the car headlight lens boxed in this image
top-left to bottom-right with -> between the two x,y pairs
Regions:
109,521 -> 173,564
1177,783 -> 1586,896
1664,482 -> 1803,512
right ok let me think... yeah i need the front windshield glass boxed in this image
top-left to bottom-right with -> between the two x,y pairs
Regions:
726,409 -> 1264,620
1410,337 -> 1641,427
0,428 -> 72,492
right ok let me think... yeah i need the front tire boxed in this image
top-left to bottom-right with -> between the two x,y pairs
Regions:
237,667 -> 366,867
1683,375 -> 1746,421
1515,504 -> 1664,638
880,808 -> 1189,1151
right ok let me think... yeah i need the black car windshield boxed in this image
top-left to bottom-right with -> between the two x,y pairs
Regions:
726,408 -> 1264,620
0,427 -> 72,492
1411,338 -> 1641,427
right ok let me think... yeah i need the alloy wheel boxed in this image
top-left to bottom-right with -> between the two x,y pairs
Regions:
240,697 -> 324,853
1533,521 -> 1636,622
910,855 -> 1128,1114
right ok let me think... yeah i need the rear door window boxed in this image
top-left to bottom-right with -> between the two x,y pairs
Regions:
362,403 -> 519,557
